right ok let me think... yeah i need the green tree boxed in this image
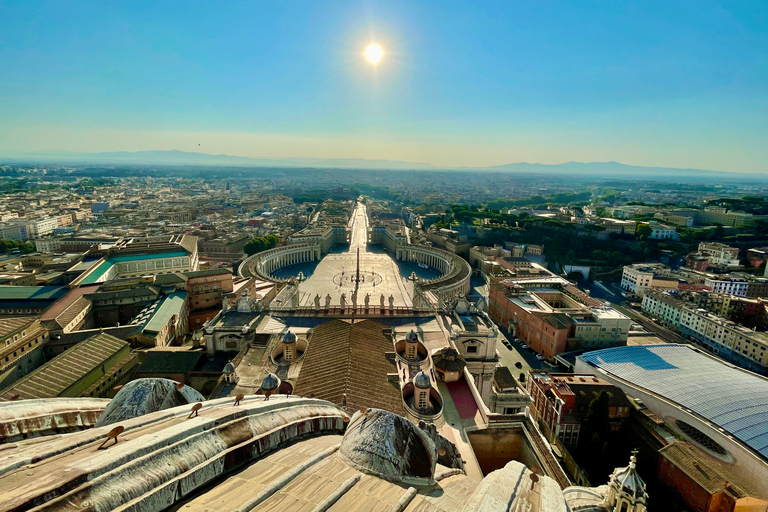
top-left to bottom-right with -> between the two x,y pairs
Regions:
636,224 -> 652,240
243,235 -> 279,256
583,390 -> 610,447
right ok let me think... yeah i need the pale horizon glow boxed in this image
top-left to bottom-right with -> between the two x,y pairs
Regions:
0,1 -> 767,173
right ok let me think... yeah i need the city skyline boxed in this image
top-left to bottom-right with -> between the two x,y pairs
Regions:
1,1 -> 767,173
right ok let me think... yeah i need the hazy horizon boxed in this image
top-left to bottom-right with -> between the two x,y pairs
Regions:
1,1 -> 767,173
5,148 -> 768,177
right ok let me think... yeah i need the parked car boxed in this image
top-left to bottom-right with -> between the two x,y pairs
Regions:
521,344 -> 528,350
514,361 -> 523,369
536,354 -> 545,361
513,338 -> 521,343
502,340 -> 513,350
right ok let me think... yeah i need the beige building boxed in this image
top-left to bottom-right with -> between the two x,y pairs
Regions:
0,317 -> 49,389
1,332 -> 136,399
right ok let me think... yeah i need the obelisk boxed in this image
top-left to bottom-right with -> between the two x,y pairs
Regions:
355,247 -> 361,283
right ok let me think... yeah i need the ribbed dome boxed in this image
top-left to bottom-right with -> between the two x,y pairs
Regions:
283,331 -> 297,344
96,378 -> 204,428
260,373 -> 281,392
338,408 -> 437,486
612,454 -> 646,499
223,362 -> 235,374
413,371 -> 432,389
405,330 -> 419,343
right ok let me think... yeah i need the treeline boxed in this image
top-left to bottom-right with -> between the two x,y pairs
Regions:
244,234 -> 280,256
485,190 -> 593,210
351,184 -> 400,201
293,190 -> 330,204
709,196 -> 768,216
292,184 -> 400,204
476,218 -> 656,268
0,239 -> 35,254
449,204 -> 519,226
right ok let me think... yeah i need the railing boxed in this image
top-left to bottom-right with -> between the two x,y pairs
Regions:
267,304 -> 444,316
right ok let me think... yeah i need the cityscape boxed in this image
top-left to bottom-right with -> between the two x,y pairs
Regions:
1,2 -> 768,512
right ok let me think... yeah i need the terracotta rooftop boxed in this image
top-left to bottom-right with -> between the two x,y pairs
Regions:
659,442 -> 762,498
294,319 -> 404,415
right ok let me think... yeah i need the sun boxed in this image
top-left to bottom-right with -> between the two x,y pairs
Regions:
365,44 -> 383,64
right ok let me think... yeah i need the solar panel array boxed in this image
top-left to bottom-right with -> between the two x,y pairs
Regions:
579,345 -> 768,459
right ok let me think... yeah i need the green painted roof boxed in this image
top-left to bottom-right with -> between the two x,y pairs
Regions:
136,350 -> 204,374
111,251 -> 187,262
79,259 -> 116,285
80,251 -> 190,285
142,291 -> 187,334
184,268 -> 232,278
0,286 -> 67,301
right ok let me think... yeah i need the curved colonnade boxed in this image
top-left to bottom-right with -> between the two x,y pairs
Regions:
396,244 -> 472,301
239,243 -> 321,282
239,241 -> 471,304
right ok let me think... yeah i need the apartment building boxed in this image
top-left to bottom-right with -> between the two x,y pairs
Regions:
698,242 -> 740,267
527,372 -> 631,448
620,263 -> 671,296
641,290 -> 768,374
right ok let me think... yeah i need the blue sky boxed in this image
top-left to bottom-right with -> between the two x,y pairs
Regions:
1,0 -> 767,171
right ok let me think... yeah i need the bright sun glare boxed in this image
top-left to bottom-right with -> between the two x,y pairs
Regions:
365,44 -> 383,64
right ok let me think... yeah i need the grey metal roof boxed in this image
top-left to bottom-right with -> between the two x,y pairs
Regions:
579,345 -> 768,459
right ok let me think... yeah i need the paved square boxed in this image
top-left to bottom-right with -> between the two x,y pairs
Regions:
296,203 -> 415,307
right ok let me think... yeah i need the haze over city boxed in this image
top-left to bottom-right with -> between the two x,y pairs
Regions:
1,0 -> 767,172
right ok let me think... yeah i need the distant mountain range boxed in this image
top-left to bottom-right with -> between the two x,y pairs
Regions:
1,149 -> 763,178
0,150 -> 437,170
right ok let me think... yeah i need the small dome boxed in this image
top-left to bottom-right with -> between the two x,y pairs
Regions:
432,348 -> 467,372
283,331 -> 297,344
612,454 -> 647,499
223,362 -> 235,374
413,371 -> 431,389
260,373 -> 281,392
405,330 -> 419,343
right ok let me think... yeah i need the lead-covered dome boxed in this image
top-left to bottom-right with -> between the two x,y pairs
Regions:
283,331 -> 297,344
260,373 -> 280,392
96,378 -> 204,427
413,371 -> 432,389
611,453 -> 647,500
338,408 -> 437,486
